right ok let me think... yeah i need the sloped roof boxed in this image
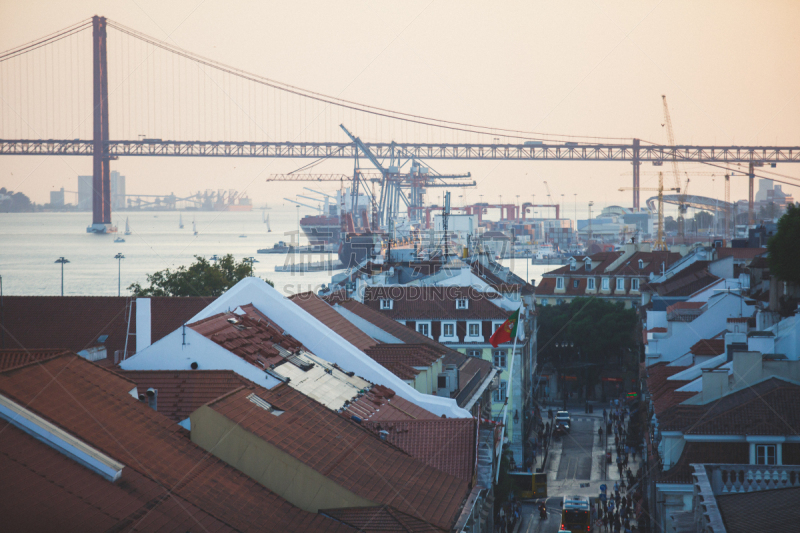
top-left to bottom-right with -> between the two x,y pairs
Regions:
609,251 -> 682,276
0,348 -> 69,370
690,338 -> 726,357
658,441 -> 749,484
344,385 -> 439,422
0,423 -> 241,533
189,304 -> 304,366
290,292 -> 377,351
362,286 -> 509,321
328,298 -> 494,408
1,296 -> 212,358
207,383 -> 469,530
363,418 -> 477,483
646,362 -> 693,415
658,378 -> 800,435
0,353 -> 352,533
538,252 -> 622,276
716,486 -> 800,533
643,261 -> 721,297
322,505 -> 444,533
116,369 -> 250,423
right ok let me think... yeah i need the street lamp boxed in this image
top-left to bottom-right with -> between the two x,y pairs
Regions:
114,253 -> 125,296
244,256 -> 259,276
54,257 -> 69,296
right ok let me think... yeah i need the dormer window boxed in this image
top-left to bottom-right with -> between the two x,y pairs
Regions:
570,260 -> 577,271
585,258 -> 592,271
379,299 -> 393,310
456,298 -> 468,310
638,259 -> 644,269
556,277 -> 564,289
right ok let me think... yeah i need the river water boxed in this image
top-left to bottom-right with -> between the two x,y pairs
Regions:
0,209 -> 553,296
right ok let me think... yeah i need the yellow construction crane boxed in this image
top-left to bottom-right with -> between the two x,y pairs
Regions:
620,172 -> 679,250
662,95 -> 692,239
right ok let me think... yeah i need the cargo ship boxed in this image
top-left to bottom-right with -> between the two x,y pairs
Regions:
298,188 -> 372,246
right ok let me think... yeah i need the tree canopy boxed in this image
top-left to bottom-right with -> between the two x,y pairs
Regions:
129,254 -> 272,297
537,298 -> 638,392
0,188 -> 34,212
767,203 -> 800,285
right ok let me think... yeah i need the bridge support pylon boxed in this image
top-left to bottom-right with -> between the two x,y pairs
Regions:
88,15 -> 112,233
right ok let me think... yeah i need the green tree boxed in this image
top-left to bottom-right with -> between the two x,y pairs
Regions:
767,203 -> 800,285
0,187 -> 34,212
129,254 -> 272,297
537,298 -> 638,398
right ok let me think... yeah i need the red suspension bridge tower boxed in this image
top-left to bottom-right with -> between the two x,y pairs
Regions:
89,15 -> 113,233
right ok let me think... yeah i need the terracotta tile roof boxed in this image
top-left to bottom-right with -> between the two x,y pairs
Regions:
665,301 -> 705,313
716,485 -> 800,533
646,363 -> 693,415
344,385 -> 439,422
657,378 -> 800,436
362,286 -> 509,321
365,344 -> 443,369
0,353 -> 352,533
658,441 -> 749,484
537,252 -> 622,276
690,338 -> 725,356
643,262 -> 721,297
290,292 -> 378,351
116,369 -> 250,423
609,251 -> 683,276
0,348 -> 70,370
363,418 -> 477,482
322,505 -> 445,532
207,383 -> 469,530
327,298 -> 493,408
716,248 -> 767,260
1,296 -> 212,359
189,303 -> 304,367
0,423 -> 241,533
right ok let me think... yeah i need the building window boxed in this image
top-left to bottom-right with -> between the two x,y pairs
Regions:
417,322 -> 430,337
493,380 -> 507,403
443,323 -> 455,337
638,259 -> 644,269
585,260 -> 592,271
631,278 -> 640,291
616,278 -> 625,291
602,277 -> 610,290
756,445 -> 777,465
541,299 -> 549,306
456,298 -> 468,310
468,322 -> 481,337
493,350 -> 507,368
556,299 -> 563,305
467,349 -> 482,358
587,278 -> 595,290
570,261 -> 577,271
573,280 -> 579,288
556,277 -> 564,289
379,299 -> 393,310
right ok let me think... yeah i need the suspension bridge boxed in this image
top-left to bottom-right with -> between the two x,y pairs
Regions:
1,16 -> 798,231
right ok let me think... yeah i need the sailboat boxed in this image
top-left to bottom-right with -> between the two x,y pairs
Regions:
124,217 -> 131,235
193,219 -> 198,236
115,219 -> 126,242
179,213 -> 184,229
266,213 -> 272,232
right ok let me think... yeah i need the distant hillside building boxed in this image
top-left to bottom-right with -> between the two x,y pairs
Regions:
49,188 -> 65,207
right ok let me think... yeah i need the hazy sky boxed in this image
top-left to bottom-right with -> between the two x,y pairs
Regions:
1,0 -> 798,216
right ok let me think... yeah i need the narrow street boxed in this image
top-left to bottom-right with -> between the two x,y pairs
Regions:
554,418 -> 594,481
517,499 -> 564,533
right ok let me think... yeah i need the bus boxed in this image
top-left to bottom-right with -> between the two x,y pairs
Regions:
561,496 -> 591,532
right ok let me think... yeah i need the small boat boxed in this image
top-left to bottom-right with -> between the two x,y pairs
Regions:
114,235 -> 125,243
179,213 -> 184,229
124,217 -> 131,236
239,235 -> 247,238
193,219 -> 198,236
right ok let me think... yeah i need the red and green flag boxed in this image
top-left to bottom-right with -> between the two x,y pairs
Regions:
490,308 -> 520,348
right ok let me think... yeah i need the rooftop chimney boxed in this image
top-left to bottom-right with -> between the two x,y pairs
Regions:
702,369 -> 728,403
